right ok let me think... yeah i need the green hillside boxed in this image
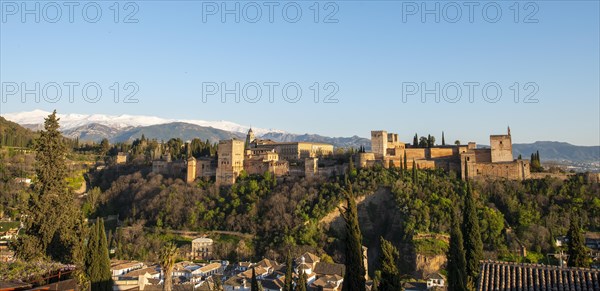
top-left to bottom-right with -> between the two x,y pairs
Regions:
0,116 -> 37,148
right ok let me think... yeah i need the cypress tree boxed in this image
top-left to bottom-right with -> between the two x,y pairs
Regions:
96,219 -> 112,290
530,153 -> 535,163
442,131 -> 446,146
85,220 -> 100,288
340,187 -> 366,291
413,134 -> 418,147
378,237 -> 402,291
16,110 -> 84,263
251,267 -> 260,291
412,159 -> 417,183
348,156 -> 357,178
567,213 -> 589,267
447,209 -> 468,291
296,270 -> 307,291
284,249 -> 293,291
86,219 -> 112,291
403,151 -> 408,171
399,157 -> 404,174
462,182 -> 483,283
371,271 -> 381,291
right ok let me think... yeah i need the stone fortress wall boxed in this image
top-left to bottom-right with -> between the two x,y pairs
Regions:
153,127 -> 530,185
360,127 -> 530,181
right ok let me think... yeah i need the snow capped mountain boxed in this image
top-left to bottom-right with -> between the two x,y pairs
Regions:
2,109 -> 283,136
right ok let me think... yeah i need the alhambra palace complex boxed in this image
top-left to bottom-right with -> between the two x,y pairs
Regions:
152,127 -> 530,185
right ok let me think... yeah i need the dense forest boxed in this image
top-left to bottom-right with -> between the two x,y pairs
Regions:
87,161 -> 599,272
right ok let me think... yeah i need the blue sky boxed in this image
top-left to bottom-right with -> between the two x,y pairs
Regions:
1,0 -> 599,145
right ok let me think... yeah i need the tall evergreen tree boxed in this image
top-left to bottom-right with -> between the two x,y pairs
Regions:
86,219 -> 112,291
462,182 -> 483,284
348,156 -> 357,178
442,131 -> 446,146
160,242 -> 178,291
296,270 -> 307,291
403,151 -> 408,171
412,159 -> 417,183
284,249 -> 293,291
567,213 -> 589,267
371,271 -> 381,291
413,134 -> 418,147
16,110 -> 84,263
85,220 -> 99,288
340,187 -> 367,291
251,267 -> 260,291
399,157 -> 404,174
447,209 -> 468,291
378,237 -> 402,291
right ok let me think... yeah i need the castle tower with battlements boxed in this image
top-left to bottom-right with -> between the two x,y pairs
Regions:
490,127 -> 513,163
216,139 -> 245,186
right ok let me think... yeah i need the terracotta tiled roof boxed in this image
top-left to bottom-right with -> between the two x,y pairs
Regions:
255,258 -> 279,270
295,252 -> 320,265
121,267 -> 159,278
198,262 -> 221,273
478,260 -> 600,291
314,262 -> 345,277
260,277 -> 285,290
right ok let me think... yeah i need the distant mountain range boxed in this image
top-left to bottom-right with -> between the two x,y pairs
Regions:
4,109 -> 282,136
260,132 -> 371,149
2,110 -> 598,165
512,142 -> 599,163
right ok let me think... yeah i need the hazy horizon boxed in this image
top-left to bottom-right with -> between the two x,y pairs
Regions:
2,108 -> 599,147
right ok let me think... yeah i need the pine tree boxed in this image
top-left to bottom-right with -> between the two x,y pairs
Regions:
462,182 -> 483,283
442,131 -> 446,146
447,209 -> 468,291
340,187 -> 367,291
160,242 -> 178,291
378,237 -> 402,291
296,270 -> 307,291
284,249 -> 293,291
16,110 -> 84,263
567,213 -> 589,267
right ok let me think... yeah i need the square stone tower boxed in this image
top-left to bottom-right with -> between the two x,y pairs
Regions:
490,127 -> 513,163
216,139 -> 245,186
371,130 -> 387,159
186,157 -> 197,184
